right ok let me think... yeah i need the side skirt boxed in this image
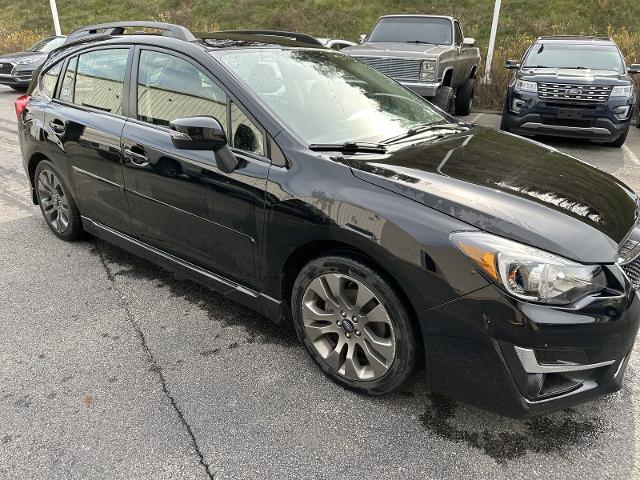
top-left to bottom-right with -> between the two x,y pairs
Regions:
82,216 -> 282,323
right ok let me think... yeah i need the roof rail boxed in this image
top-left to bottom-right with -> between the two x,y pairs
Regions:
206,30 -> 324,46
64,21 -> 196,44
537,35 -> 611,41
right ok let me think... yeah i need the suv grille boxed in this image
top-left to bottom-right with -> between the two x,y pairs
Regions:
621,257 -> 640,291
0,62 -> 14,75
538,83 -> 612,102
355,56 -> 422,81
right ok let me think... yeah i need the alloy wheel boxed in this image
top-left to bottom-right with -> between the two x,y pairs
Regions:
301,273 -> 396,381
37,168 -> 70,233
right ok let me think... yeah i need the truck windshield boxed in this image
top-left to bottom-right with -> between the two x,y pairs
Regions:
217,49 -> 446,145
523,43 -> 625,72
367,17 -> 452,45
29,36 -> 66,53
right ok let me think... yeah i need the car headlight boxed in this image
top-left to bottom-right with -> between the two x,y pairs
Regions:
450,231 -> 607,305
611,85 -> 633,97
420,60 -> 436,81
16,57 -> 37,65
514,79 -> 537,93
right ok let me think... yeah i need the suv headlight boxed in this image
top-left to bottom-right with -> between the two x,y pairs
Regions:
514,79 -> 537,93
420,60 -> 436,81
16,57 -> 37,65
611,85 -> 633,97
451,231 -> 607,305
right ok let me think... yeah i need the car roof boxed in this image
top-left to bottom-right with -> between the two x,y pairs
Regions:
378,14 -> 456,21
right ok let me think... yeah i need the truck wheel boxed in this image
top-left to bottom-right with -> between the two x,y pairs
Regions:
604,128 -> 629,148
499,100 -> 511,132
455,79 -> 475,116
432,86 -> 454,113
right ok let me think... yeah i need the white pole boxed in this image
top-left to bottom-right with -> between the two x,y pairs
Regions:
482,0 -> 501,84
49,0 -> 62,36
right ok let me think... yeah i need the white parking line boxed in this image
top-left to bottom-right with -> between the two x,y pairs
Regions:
469,113 -> 484,122
623,144 -> 640,166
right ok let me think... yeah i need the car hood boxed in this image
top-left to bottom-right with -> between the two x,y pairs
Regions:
346,126 -> 638,263
0,51 -> 46,63
518,67 -> 631,84
344,42 -> 450,59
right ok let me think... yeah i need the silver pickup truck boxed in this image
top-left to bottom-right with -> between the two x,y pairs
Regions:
343,15 -> 481,114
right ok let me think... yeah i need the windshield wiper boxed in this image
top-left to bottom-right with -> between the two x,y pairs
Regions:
308,142 -> 387,154
406,40 -> 435,45
525,65 -> 552,68
381,122 -> 468,144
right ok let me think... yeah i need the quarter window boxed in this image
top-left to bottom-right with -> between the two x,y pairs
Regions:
230,102 -> 264,156
41,62 -> 62,98
136,50 -> 227,128
59,56 -> 77,103
74,49 -> 129,114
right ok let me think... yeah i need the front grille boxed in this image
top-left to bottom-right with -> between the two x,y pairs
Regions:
538,83 -> 612,103
541,117 -> 595,128
0,62 -> 14,75
621,257 -> 640,291
355,56 -> 422,81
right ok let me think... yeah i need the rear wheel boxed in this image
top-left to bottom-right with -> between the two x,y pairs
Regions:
291,255 -> 418,395
455,79 -> 475,116
34,160 -> 82,241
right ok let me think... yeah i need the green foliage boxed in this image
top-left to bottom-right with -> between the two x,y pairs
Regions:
1,0 -> 639,109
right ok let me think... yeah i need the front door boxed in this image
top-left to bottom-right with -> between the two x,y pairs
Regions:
121,47 -> 269,287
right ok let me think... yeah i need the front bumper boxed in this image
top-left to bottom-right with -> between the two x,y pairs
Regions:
418,270 -> 639,418
399,81 -> 440,98
503,91 -> 633,142
0,65 -> 35,87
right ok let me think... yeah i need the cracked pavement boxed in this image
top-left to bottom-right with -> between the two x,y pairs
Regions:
1,85 -> 640,479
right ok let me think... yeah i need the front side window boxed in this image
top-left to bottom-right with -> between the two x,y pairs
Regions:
137,50 -> 227,128
217,49 -> 445,145
231,102 -> 264,155
367,17 -> 453,45
41,62 -> 62,98
74,49 -> 129,114
522,43 -> 625,72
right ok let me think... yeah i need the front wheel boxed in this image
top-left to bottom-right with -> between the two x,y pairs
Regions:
455,79 -> 475,116
291,255 -> 418,395
431,86 -> 454,113
604,127 -> 629,148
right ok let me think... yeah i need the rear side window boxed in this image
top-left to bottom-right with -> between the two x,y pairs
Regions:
59,56 -> 77,102
136,50 -> 227,127
41,62 -> 62,98
74,49 -> 129,114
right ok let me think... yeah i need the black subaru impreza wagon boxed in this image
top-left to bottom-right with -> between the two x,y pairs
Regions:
16,22 -> 640,418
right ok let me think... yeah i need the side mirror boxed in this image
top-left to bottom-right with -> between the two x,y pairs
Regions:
169,116 -> 239,173
505,59 -> 521,70
358,34 -> 366,44
628,64 -> 640,74
462,37 -> 475,48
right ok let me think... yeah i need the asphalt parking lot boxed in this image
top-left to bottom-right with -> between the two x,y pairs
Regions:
1,84 -> 640,480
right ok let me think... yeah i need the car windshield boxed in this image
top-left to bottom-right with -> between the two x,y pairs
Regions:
29,36 -> 66,53
216,49 -> 446,145
367,17 -> 452,45
522,43 -> 625,72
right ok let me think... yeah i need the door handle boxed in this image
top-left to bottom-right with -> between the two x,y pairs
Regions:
123,147 -> 149,167
48,119 -> 66,135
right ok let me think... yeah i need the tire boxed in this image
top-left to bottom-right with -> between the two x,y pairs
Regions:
499,99 -> 511,132
604,127 -> 629,148
34,160 -> 83,241
431,86 -> 454,113
291,255 -> 418,395
455,79 -> 475,116
10,85 -> 28,92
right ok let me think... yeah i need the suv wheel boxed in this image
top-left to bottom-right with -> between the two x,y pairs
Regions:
604,127 -> 629,148
455,79 -> 475,116
432,86 -> 454,113
291,255 -> 418,395
35,161 -> 82,240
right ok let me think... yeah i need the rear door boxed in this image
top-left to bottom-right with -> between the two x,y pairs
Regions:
121,46 -> 269,286
45,46 -> 134,234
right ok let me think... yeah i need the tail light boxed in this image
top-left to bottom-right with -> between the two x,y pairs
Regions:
14,95 -> 30,119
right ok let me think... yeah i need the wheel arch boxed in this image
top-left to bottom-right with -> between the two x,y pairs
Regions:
278,239 -> 421,335
27,152 -> 50,204
441,68 -> 454,87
